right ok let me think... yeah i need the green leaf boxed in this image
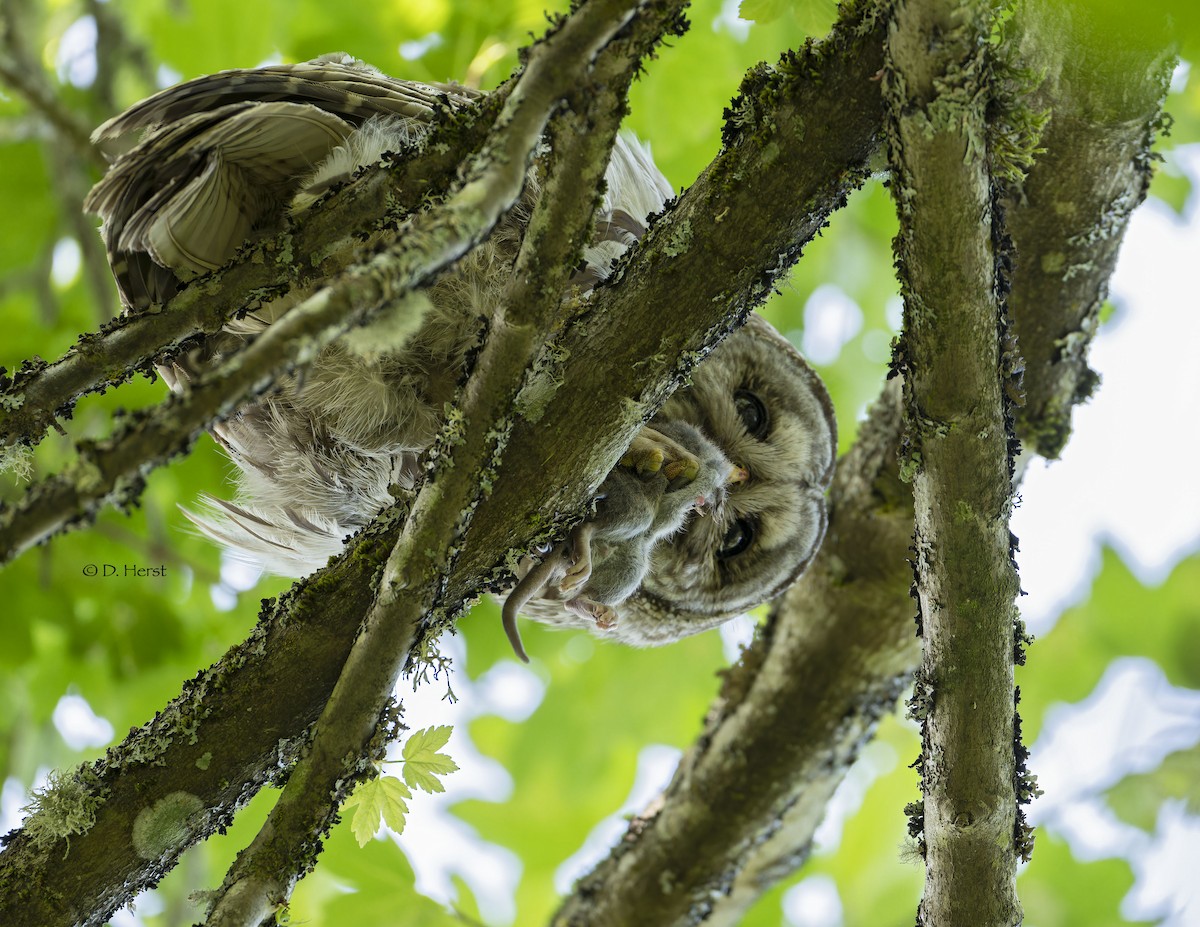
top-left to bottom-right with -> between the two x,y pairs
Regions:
1019,831 -> 1151,927
344,775 -> 412,847
1108,743 -> 1200,831
1149,169 -> 1194,216
292,817 -> 467,925
1017,548 -> 1200,742
399,725 -> 459,794
738,0 -> 788,22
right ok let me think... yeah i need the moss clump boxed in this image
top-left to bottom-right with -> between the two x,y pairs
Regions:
22,767 -> 107,851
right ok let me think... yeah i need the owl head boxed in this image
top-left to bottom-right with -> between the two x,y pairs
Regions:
621,313 -> 837,643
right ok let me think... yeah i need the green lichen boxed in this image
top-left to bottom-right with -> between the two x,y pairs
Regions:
276,232 -> 295,267
1040,251 -> 1066,274
662,218 -> 692,258
0,443 -> 33,481
515,342 -> 569,424
195,752 -> 213,771
986,22 -> 1051,187
898,449 -> 921,484
72,454 -> 104,494
131,791 -> 204,860
21,767 -> 106,852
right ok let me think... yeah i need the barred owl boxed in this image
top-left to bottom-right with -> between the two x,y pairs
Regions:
85,54 -> 837,659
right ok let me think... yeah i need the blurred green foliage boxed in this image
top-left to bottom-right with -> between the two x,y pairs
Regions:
2,0 -> 1199,925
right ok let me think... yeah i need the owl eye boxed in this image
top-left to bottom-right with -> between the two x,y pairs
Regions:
717,517 -> 755,559
733,389 -> 769,439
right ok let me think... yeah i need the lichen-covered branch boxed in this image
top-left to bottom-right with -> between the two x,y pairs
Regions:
0,267 -> 423,565
548,5 -> 894,923
884,0 -> 1024,924
458,0 -> 890,605
1003,0 -> 1173,458
201,1 -> 667,922
0,91 -> 508,453
549,4 -> 1174,921
693,382 -> 914,926
0,0 -> 1175,923
554,38 -> 1173,927
0,510 -> 405,927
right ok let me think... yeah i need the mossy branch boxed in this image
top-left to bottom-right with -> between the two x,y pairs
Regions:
1003,0 -> 1174,458
554,382 -> 915,927
0,87 -> 508,453
0,90 -> 532,567
0,0 -> 1174,924
201,1 -> 672,922
551,3 -> 1167,923
884,0 -> 1024,924
0,3 -> 888,919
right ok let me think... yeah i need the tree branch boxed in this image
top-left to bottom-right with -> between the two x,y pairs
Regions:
884,0 -> 1024,923
1004,0 -> 1173,458
0,90 -> 524,565
549,3 -> 1172,924
202,1 -> 667,921
0,1 -> 1174,924
0,88 -> 509,453
0,1 -> 887,915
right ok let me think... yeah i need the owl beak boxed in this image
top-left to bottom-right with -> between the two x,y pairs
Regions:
727,464 -> 749,485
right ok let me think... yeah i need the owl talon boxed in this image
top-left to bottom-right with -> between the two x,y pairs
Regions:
663,456 -> 699,483
622,426 -> 700,485
620,446 -> 664,477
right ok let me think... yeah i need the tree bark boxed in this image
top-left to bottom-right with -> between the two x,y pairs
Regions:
884,0 -> 1023,923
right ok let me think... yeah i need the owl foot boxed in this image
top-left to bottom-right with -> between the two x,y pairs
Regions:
621,426 -> 700,484
566,597 -> 618,631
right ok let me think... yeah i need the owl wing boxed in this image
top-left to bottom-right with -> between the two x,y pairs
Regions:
85,56 -> 480,311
